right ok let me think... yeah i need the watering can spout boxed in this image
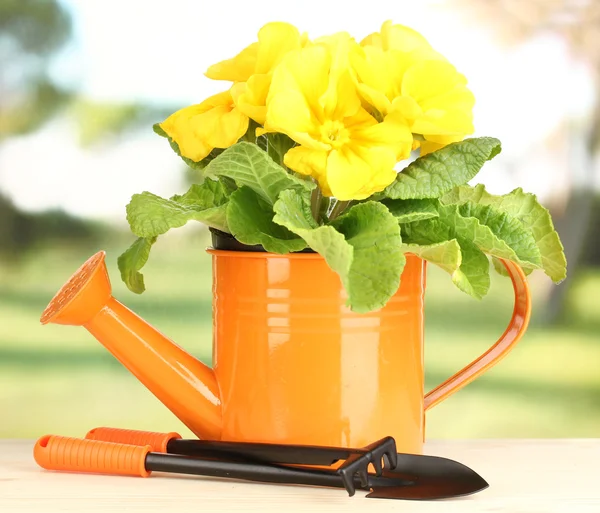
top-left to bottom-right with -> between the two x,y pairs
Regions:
40,251 -> 222,440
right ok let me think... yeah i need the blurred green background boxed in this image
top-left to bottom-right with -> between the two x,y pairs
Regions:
1,0 -> 599,439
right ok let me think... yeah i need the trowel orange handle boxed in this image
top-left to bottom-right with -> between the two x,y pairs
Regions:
34,434 -> 151,476
86,427 -> 182,453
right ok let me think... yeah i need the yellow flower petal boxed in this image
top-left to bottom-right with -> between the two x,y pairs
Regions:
255,22 -> 303,74
419,140 -> 445,155
205,43 -> 259,82
355,115 -> 413,161
411,110 -> 474,137
419,87 -> 475,114
187,104 -> 229,142
198,90 -> 235,108
283,146 -> 330,195
267,46 -> 330,122
159,89 -> 249,162
206,106 -> 249,149
313,33 -> 363,119
360,31 -> 382,48
422,132 -> 466,146
264,89 -> 328,150
352,44 -> 440,119
402,60 -> 463,102
314,31 -> 361,79
357,84 -> 391,116
383,22 -> 433,52
160,104 -> 213,161
205,21 -> 304,86
390,95 -> 423,122
232,74 -> 272,124
343,107 -> 378,130
352,46 -> 394,98
361,20 -> 433,53
229,82 -> 246,104
326,148 -> 369,200
326,145 -> 397,200
325,70 -> 362,120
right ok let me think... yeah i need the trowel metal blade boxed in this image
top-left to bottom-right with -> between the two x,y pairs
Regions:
367,476 -> 488,500
365,452 -> 489,500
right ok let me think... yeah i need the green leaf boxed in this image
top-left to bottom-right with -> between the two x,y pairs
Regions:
439,183 -> 485,204
126,179 -> 230,238
331,202 -> 405,312
170,176 -> 235,206
450,239 -> 491,299
274,190 -> 405,312
402,209 -> 493,298
226,186 -> 307,254
273,188 -> 319,231
384,137 -> 501,200
204,141 -> 315,205
441,184 -> 566,282
117,236 -> 156,294
404,231 -> 490,298
383,198 -> 439,223
455,203 -> 542,267
402,197 -> 543,298
274,192 -> 352,284
401,239 -> 461,275
420,203 -> 541,270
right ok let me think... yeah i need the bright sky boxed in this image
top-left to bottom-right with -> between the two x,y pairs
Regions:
0,0 -> 596,221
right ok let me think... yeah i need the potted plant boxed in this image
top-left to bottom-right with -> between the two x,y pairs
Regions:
111,20 -> 566,452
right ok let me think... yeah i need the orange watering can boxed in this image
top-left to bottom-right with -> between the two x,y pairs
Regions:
40,247 -> 530,454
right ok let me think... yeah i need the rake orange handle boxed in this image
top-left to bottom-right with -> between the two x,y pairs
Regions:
33,434 -> 152,477
85,427 -> 181,453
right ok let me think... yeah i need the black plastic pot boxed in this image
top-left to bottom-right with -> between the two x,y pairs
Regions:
209,228 -> 315,253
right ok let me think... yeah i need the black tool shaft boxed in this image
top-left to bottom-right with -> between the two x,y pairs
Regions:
167,439 -> 354,465
145,452 -> 347,489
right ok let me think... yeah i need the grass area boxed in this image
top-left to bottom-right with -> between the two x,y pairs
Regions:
1,228 -> 599,439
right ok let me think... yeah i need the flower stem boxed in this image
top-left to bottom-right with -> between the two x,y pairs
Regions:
328,200 -> 351,221
311,187 -> 323,224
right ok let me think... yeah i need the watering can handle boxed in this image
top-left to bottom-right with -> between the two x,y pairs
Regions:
423,258 -> 532,411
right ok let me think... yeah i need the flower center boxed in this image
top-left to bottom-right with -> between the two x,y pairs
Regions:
319,120 -> 350,149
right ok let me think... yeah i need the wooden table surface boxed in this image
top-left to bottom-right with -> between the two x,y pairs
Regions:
1,439 -> 599,512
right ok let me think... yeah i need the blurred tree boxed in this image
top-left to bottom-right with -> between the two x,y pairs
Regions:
0,1 -> 176,258
0,193 -> 105,260
451,0 -> 600,322
0,0 -> 72,139
0,0 -> 95,259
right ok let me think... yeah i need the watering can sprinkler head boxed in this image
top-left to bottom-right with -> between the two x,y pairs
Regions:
39,250 -> 223,440
40,251 -> 112,327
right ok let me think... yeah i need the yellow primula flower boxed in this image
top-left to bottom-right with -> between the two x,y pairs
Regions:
264,43 -> 412,200
354,20 -> 475,155
158,88 -> 248,162
206,22 -> 308,125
